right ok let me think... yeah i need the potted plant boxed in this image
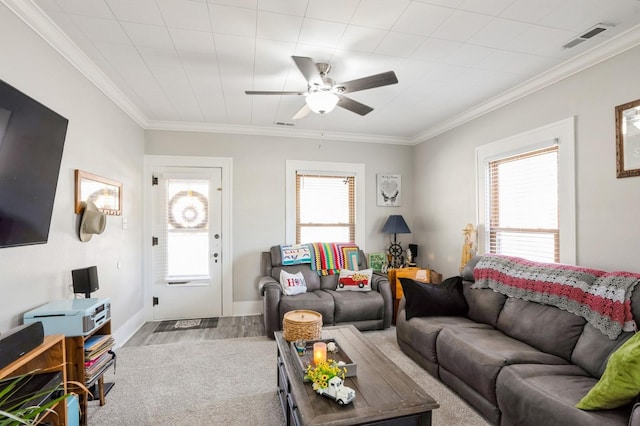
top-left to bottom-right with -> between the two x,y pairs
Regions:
0,368 -> 87,426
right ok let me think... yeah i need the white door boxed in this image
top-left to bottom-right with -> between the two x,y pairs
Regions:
151,167 -> 222,320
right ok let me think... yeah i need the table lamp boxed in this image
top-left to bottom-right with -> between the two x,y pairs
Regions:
381,215 -> 411,268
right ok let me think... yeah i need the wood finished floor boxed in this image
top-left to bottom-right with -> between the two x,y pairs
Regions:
123,315 -> 266,347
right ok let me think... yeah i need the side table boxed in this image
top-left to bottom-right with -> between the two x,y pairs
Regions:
387,267 -> 442,324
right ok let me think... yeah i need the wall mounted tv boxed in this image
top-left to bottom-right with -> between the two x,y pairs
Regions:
0,79 -> 68,248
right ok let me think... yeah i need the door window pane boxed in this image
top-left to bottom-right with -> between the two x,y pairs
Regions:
166,179 -> 209,279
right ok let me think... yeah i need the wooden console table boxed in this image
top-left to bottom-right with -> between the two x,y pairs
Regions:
0,334 -> 68,425
275,325 -> 438,425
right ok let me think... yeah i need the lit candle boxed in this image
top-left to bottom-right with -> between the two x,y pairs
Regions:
313,342 -> 327,365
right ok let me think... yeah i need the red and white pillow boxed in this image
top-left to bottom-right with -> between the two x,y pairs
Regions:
279,270 -> 307,295
337,269 -> 372,292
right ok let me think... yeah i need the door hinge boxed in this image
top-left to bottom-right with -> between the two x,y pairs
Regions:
153,297 -> 159,306
152,236 -> 158,246
152,175 -> 158,186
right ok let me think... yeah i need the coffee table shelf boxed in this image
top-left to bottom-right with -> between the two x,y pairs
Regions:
275,325 -> 438,426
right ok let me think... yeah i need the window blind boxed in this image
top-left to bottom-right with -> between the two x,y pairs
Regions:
487,145 -> 559,263
296,173 -> 355,244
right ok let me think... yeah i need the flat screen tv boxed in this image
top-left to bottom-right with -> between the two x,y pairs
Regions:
0,79 -> 68,248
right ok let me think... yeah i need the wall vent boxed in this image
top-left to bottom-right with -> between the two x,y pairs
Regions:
275,121 -> 295,126
562,24 -> 612,49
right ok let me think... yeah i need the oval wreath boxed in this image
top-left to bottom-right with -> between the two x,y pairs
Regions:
168,190 -> 208,229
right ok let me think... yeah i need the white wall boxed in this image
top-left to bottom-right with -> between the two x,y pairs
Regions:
0,4 -> 144,335
414,44 -> 640,277
144,131 -> 414,305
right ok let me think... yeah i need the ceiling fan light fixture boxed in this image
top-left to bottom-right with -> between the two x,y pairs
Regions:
305,91 -> 339,115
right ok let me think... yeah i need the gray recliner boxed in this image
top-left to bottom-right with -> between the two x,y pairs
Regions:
259,245 -> 392,339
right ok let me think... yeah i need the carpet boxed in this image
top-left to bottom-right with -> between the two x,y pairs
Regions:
87,328 -> 491,426
153,317 -> 219,333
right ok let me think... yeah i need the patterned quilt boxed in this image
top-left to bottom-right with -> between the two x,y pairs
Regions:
473,254 -> 640,339
308,242 -> 359,275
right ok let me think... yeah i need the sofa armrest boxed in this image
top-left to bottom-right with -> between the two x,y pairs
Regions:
372,274 -> 393,329
629,399 -> 640,426
259,276 -> 282,339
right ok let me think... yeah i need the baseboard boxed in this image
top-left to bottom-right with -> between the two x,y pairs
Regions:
112,309 -> 145,349
233,300 -> 262,316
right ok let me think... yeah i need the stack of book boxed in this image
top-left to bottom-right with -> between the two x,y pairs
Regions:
84,334 -> 115,383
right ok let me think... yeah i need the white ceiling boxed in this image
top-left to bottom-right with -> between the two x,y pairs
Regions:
11,0 -> 640,144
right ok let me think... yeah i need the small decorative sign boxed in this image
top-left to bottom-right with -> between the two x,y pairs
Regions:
377,173 -> 401,206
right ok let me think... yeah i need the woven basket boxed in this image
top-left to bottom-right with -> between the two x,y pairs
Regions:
283,310 -> 322,342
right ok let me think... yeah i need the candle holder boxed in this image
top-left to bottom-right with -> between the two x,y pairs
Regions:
313,342 -> 327,365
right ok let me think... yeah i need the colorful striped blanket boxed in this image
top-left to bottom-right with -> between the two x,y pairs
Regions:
472,254 -> 640,339
308,242 -> 359,275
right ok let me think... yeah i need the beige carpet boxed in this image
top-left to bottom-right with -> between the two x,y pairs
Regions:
87,327 -> 491,425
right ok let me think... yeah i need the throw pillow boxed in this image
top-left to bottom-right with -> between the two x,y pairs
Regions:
576,332 -> 640,410
399,276 -> 468,320
279,270 -> 307,296
337,269 -> 373,292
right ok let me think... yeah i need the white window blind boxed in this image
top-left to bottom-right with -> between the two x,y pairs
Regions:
296,173 -> 355,244
487,145 -> 559,263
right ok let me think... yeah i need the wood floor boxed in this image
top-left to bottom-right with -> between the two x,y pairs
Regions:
124,315 -> 266,347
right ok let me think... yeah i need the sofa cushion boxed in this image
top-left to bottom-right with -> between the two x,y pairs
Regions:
496,297 -> 586,361
572,325 -> 633,379
396,311 -> 492,365
278,290 -> 335,325
337,269 -> 372,291
437,327 -> 569,404
462,282 -> 507,327
399,276 -> 468,320
576,331 -> 640,410
497,363 -> 632,426
279,270 -> 307,295
324,289 -> 383,323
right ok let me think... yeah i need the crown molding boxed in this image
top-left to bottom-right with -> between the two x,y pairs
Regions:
145,120 -> 413,145
2,0 -> 149,127
7,1 -> 640,145
410,23 -> 640,145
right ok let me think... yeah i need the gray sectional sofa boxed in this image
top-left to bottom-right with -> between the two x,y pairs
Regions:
396,255 -> 640,426
259,245 -> 392,339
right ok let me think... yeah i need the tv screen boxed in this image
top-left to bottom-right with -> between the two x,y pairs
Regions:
0,79 -> 68,248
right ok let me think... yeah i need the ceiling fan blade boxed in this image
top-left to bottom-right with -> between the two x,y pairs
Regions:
337,95 -> 374,116
292,56 -> 322,86
292,104 -> 312,120
337,71 -> 398,94
245,90 -> 305,95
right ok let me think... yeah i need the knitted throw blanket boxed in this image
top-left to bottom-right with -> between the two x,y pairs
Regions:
472,255 -> 640,339
309,242 -> 359,276
280,244 -> 311,265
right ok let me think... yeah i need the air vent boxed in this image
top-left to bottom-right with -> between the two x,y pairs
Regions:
275,122 -> 295,126
562,23 -> 612,49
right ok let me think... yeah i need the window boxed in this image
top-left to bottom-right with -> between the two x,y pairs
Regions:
476,117 -> 576,264
286,161 -> 365,247
296,173 -> 355,243
487,146 -> 558,262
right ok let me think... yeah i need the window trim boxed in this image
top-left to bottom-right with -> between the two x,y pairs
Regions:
286,160 -> 365,248
475,117 -> 576,264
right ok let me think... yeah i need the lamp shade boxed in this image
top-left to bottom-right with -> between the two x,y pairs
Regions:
381,215 -> 411,234
305,91 -> 339,115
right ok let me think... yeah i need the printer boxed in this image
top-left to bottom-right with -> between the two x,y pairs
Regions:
24,298 -> 111,337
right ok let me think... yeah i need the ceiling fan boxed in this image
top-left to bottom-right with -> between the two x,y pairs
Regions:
245,56 -> 398,120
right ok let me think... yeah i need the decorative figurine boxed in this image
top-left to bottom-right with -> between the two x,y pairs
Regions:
315,376 -> 356,405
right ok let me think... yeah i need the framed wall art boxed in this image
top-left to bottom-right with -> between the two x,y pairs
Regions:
615,98 -> 640,178
75,169 -> 122,215
368,252 -> 386,273
377,173 -> 401,206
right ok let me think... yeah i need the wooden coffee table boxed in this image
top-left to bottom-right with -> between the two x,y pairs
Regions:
275,325 -> 438,425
